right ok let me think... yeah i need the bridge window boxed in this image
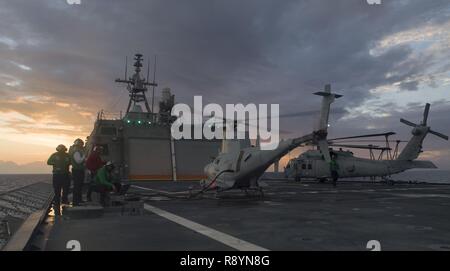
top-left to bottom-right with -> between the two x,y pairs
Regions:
100,126 -> 117,136
96,144 -> 109,155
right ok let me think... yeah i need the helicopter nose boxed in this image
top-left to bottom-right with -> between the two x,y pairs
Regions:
204,163 -> 217,178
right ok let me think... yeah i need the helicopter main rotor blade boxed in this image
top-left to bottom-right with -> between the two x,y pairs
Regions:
328,139 -> 408,143
329,144 -> 391,151
328,132 -> 396,141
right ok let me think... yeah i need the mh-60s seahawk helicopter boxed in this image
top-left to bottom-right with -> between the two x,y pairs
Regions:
285,100 -> 449,183
200,85 -> 338,194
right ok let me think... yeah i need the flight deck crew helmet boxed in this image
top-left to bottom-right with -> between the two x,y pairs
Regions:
105,161 -> 115,171
74,138 -> 84,146
56,144 -> 67,152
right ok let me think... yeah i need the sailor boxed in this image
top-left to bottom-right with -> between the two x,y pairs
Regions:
85,146 -> 106,201
329,152 -> 340,187
69,138 -> 86,206
92,161 -> 117,206
47,144 -> 71,215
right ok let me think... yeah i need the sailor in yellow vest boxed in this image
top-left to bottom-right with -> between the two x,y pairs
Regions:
47,144 -> 71,215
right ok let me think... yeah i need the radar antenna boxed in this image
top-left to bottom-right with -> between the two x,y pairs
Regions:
115,53 -> 158,114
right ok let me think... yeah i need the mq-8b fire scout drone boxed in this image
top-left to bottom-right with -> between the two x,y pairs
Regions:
200,85 -> 341,194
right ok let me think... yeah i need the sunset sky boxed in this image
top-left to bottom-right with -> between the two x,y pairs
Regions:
0,0 -> 449,173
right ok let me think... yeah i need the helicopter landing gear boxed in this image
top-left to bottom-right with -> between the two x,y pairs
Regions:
382,176 -> 395,186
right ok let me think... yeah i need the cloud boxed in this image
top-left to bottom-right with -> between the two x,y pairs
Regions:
399,80 -> 420,91
0,0 -> 449,170
0,160 -> 50,174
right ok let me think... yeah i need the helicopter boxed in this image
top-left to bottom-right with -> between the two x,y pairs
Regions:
200,84 -> 340,194
284,103 -> 449,183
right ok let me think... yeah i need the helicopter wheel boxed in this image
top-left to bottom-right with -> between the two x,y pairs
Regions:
213,190 -> 220,199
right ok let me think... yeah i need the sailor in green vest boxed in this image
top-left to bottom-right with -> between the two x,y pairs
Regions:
69,138 -> 86,206
92,161 -> 118,206
47,144 -> 71,215
329,152 -> 340,187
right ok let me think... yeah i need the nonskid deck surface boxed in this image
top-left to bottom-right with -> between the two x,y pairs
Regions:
43,180 -> 450,251
0,182 -> 53,250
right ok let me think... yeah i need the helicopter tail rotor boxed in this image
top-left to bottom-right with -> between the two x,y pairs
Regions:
398,103 -> 448,161
400,103 -> 448,140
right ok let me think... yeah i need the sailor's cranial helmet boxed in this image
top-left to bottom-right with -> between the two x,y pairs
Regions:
56,144 -> 67,152
74,138 -> 84,146
105,161 -> 115,171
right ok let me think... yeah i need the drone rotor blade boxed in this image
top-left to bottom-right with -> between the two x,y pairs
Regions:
429,129 -> 449,141
318,140 -> 331,163
205,116 -> 293,134
400,118 -> 418,128
243,108 -> 347,121
422,103 -> 430,125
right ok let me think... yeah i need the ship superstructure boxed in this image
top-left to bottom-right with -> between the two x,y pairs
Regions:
86,54 -> 221,181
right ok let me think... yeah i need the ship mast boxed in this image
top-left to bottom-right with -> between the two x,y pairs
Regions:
115,53 -> 158,114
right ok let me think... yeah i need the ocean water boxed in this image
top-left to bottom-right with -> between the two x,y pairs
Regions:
0,174 -> 51,193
